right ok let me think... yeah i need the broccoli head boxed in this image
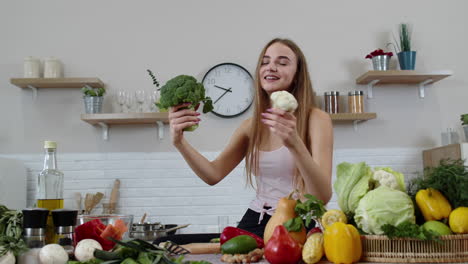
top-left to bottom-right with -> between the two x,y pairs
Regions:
155,75 -> 213,131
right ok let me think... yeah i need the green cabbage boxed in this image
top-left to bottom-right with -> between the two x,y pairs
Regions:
334,162 -> 372,216
354,186 -> 415,235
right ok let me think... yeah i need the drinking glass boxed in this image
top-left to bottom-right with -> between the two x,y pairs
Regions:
125,93 -> 134,113
117,90 -> 126,113
149,90 -> 159,112
135,90 -> 146,112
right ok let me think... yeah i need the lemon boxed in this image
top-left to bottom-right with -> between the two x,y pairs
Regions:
449,207 -> 468,234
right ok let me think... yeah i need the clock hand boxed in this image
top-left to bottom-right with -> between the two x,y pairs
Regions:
213,88 -> 232,104
214,85 -> 232,92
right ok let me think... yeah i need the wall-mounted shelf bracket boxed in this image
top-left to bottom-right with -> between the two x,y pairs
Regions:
353,120 -> 361,131
98,122 -> 109,140
367,79 -> 379,99
27,85 -> 38,100
156,121 -> 164,140
418,79 -> 433,98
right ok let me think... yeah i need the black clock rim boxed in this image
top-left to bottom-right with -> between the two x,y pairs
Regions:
202,62 -> 254,118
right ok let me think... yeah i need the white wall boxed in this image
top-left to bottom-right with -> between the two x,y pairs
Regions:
0,148 -> 423,233
1,1 -> 468,154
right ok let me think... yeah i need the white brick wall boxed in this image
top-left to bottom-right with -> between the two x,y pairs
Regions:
1,148 -> 423,233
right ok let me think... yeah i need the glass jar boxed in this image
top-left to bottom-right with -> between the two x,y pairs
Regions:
23,57 -> 41,78
324,91 -> 339,114
348,91 -> 364,113
44,57 -> 62,78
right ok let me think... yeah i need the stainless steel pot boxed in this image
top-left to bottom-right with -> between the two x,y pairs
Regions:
130,223 -> 189,242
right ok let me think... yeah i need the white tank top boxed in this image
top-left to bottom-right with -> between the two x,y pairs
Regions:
248,145 -> 295,222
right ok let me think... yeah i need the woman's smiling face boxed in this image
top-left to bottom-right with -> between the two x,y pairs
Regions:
260,42 -> 298,95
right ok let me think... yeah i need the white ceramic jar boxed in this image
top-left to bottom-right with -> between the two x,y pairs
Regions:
44,57 -> 62,78
23,56 -> 41,78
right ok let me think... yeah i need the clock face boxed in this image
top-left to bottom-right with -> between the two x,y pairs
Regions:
202,63 -> 254,118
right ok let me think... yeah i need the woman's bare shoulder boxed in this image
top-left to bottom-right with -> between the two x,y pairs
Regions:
309,108 -> 332,124
233,117 -> 253,138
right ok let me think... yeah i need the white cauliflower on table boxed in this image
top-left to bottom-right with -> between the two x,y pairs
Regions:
270,91 -> 298,113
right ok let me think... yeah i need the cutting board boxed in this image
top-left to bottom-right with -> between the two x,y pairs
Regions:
0,157 -> 27,209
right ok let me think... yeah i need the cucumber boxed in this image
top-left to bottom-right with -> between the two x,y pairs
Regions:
94,249 -> 121,260
221,235 -> 258,254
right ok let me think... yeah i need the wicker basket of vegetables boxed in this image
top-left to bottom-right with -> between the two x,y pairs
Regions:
333,160 -> 468,263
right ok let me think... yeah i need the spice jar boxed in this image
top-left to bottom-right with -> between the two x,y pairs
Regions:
348,91 -> 364,113
22,208 -> 49,248
324,91 -> 340,114
52,209 -> 78,256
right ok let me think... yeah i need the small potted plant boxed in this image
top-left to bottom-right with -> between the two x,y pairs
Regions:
388,23 -> 416,70
82,85 -> 106,113
365,49 -> 393,71
461,114 -> 468,142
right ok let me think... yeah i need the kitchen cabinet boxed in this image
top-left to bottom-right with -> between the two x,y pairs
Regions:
10,77 -> 104,99
81,112 -> 169,140
356,70 -> 452,98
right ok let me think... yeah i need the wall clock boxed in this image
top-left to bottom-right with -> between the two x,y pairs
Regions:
202,63 -> 254,118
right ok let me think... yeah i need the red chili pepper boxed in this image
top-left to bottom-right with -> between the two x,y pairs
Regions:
220,226 -> 264,248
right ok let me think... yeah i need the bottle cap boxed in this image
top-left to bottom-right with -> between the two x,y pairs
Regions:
44,141 -> 57,149
22,208 -> 49,229
52,209 -> 78,227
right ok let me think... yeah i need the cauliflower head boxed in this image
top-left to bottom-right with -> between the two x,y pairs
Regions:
270,91 -> 298,112
372,168 -> 406,192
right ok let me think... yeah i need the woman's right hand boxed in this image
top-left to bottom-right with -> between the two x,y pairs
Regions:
168,103 -> 201,145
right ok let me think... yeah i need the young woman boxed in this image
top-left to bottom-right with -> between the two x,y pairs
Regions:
168,38 -> 333,237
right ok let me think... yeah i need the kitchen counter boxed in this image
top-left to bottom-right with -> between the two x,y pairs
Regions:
184,254 -> 425,264
185,254 -> 458,264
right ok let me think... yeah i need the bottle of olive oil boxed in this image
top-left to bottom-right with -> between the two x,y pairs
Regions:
36,141 -> 64,244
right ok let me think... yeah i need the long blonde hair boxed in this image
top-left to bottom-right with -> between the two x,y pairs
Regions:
245,38 -> 316,195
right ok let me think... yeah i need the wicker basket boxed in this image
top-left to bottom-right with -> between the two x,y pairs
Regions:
361,234 -> 468,263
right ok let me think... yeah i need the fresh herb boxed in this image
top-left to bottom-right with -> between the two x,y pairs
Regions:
284,193 -> 326,232
0,205 -> 28,257
81,238 -> 212,264
408,159 -> 468,208
381,221 -> 441,242
82,85 -> 106,97
147,69 -> 160,88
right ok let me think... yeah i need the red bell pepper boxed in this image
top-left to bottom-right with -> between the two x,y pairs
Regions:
74,219 -> 116,251
220,226 -> 264,248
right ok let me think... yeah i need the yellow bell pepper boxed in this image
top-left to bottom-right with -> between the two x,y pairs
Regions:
415,188 -> 452,221
324,222 -> 362,264
449,207 -> 468,234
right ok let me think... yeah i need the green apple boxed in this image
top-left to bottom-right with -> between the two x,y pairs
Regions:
422,221 -> 452,235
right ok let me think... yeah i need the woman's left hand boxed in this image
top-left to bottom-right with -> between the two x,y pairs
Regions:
261,108 -> 300,147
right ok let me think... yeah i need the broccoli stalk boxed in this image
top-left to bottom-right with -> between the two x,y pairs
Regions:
154,74 -> 213,131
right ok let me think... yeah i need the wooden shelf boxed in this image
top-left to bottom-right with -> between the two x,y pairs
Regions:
10,77 -> 104,89
81,112 -> 168,141
355,70 -> 452,98
330,112 -> 376,121
330,113 -> 376,131
81,112 -> 168,125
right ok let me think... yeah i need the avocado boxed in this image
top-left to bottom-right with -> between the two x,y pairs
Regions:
221,235 -> 258,254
